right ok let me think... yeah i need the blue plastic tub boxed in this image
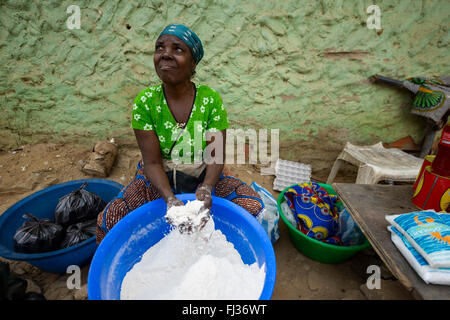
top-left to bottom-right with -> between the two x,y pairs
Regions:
0,179 -> 124,274
87,194 -> 276,300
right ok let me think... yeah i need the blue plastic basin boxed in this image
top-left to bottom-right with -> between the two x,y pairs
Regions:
0,179 -> 124,274
87,194 -> 276,300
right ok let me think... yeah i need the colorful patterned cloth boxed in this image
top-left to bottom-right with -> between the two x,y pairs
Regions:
284,182 -> 341,245
96,161 -> 264,244
131,83 -> 229,162
213,176 -> 264,218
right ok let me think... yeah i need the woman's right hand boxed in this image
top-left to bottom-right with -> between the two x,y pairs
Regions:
166,196 -> 184,211
165,195 -> 183,227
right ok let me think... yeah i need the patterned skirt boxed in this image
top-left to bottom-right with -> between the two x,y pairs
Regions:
96,160 -> 264,244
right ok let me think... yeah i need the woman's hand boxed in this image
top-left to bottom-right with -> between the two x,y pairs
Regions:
165,195 -> 185,230
196,184 -> 212,211
193,184 -> 212,233
166,196 -> 184,211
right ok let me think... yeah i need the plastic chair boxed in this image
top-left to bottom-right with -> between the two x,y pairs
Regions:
326,142 -> 423,184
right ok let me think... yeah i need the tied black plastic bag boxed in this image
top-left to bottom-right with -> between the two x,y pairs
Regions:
54,182 -> 106,226
13,214 -> 64,253
60,219 -> 97,249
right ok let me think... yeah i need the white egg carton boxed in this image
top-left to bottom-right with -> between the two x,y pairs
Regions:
264,159 -> 311,191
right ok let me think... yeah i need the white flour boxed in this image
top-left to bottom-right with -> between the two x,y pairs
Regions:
120,210 -> 266,300
165,200 -> 209,229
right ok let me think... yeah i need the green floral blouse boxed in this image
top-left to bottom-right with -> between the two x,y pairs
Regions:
131,83 -> 229,162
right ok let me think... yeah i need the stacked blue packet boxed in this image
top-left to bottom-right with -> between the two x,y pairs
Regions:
386,210 -> 450,285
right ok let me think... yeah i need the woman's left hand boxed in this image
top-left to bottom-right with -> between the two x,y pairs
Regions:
196,184 -> 212,211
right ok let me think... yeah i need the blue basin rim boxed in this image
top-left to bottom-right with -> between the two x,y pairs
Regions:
87,194 -> 277,300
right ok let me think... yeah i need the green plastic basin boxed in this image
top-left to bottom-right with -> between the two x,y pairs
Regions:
277,183 -> 370,264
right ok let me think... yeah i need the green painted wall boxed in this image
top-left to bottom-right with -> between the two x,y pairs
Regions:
1,0 -> 449,165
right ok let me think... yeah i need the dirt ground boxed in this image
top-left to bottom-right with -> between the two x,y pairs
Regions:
0,142 -> 415,300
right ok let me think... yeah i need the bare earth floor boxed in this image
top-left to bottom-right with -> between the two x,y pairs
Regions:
0,143 -> 414,300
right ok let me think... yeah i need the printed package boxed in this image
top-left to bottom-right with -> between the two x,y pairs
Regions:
388,226 -> 450,285
386,211 -> 450,268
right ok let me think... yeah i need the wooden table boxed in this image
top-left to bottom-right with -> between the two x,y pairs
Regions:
333,183 -> 450,300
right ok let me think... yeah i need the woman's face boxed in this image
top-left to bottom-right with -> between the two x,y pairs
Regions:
154,34 -> 196,86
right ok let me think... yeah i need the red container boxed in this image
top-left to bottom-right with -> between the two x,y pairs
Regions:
431,122 -> 450,177
413,155 -> 435,191
412,166 -> 450,212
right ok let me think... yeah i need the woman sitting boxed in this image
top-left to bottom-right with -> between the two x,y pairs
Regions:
96,24 -> 263,244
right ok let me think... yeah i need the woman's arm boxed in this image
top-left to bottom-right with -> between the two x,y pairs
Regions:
196,129 -> 226,209
133,129 -> 182,207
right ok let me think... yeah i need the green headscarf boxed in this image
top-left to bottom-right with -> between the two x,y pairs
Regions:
158,24 -> 204,64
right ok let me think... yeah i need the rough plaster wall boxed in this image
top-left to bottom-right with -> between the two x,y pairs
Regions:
0,0 -> 449,168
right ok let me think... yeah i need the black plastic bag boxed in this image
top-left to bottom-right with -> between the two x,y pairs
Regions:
54,182 -> 106,226
24,292 -> 46,300
0,262 -> 9,300
13,214 -> 64,254
0,262 -> 28,301
6,273 -> 27,300
60,219 -> 97,249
